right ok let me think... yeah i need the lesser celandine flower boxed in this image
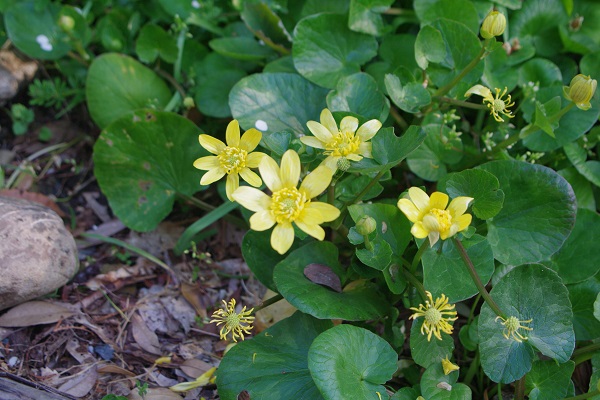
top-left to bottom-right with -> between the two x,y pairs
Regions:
480,10 -> 506,39
563,74 -> 597,110
495,315 -> 533,342
465,85 -> 515,122
301,108 -> 382,171
210,298 -> 255,342
442,356 -> 460,375
397,187 -> 473,246
410,291 -> 458,341
232,150 -> 340,254
193,120 -> 266,201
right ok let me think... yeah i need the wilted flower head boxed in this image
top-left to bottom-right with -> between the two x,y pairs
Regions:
410,291 -> 458,341
210,298 -> 255,342
441,356 -> 460,375
495,315 -> 533,343
465,84 -> 515,122
397,187 -> 473,246
563,74 -> 597,111
480,10 -> 506,39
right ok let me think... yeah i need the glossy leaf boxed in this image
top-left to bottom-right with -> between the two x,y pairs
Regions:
348,0 -> 394,36
525,360 -> 575,400
385,74 -> 431,113
420,362 -> 472,400
410,318 -> 455,368
327,73 -> 388,120
567,275 -> 600,341
135,24 -> 177,63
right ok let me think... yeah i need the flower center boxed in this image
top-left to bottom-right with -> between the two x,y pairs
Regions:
492,98 -> 506,112
325,131 -> 361,157
424,307 -> 442,325
429,208 -> 452,232
270,187 -> 308,224
225,312 -> 242,330
218,146 -> 248,174
504,316 -> 520,332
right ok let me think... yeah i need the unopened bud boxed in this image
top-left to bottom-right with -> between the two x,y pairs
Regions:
356,216 -> 376,236
58,15 -> 75,32
480,11 -> 506,39
563,74 -> 597,110
183,97 -> 195,109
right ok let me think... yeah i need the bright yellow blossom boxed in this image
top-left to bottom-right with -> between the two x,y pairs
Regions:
193,120 -> 266,201
563,74 -> 597,111
441,356 -> 460,375
495,315 -> 533,343
465,85 -> 515,122
210,298 -> 255,342
301,108 -> 382,171
232,150 -> 340,254
410,291 -> 458,341
397,187 -> 473,246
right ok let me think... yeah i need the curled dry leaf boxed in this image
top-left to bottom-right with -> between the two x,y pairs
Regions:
0,301 -> 75,327
180,358 -> 214,379
131,312 -> 162,355
303,263 -> 342,293
57,365 -> 98,398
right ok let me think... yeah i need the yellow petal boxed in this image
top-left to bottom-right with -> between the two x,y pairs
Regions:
259,156 -> 282,192
454,213 -> 472,232
280,150 -> 301,188
303,201 -> 340,222
347,154 -> 363,162
411,222 -> 429,238
448,196 -> 473,218
307,121 -> 334,143
428,231 -> 440,246
356,119 -> 382,141
358,142 -> 372,158
246,152 -> 266,168
464,84 -> 492,99
295,221 -> 325,240
231,186 -> 271,212
340,116 -> 359,133
226,173 -> 239,201
320,108 -> 338,134
422,214 -> 440,232
300,165 -> 333,198
193,156 -> 219,170
300,136 -> 326,149
429,192 -> 449,210
271,223 -> 295,254
200,168 -> 226,185
249,210 -> 276,231
398,198 -> 420,223
226,120 -> 241,147
240,127 -> 262,151
239,168 -> 262,187
408,187 -> 430,211
199,134 -> 226,155
323,156 -> 339,171
576,102 -> 592,111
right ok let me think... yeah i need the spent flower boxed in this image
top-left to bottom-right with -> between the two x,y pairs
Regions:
410,291 -> 458,341
495,315 -> 533,343
480,10 -> 506,39
301,108 -> 382,171
232,150 -> 340,254
397,187 -> 473,246
193,120 -> 266,201
210,298 -> 255,342
442,356 -> 460,375
465,85 -> 515,122
563,74 -> 597,111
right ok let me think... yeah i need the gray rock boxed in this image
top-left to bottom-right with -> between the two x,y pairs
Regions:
0,50 -> 38,105
0,196 -> 78,311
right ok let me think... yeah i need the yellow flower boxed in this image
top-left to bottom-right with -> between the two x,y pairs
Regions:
465,85 -> 515,122
210,298 -> 255,342
441,356 -> 460,375
232,150 -> 340,254
410,291 -> 458,341
397,187 -> 473,246
301,108 -> 382,171
193,120 -> 266,201
495,315 -> 533,343
480,10 -> 506,39
563,74 -> 597,111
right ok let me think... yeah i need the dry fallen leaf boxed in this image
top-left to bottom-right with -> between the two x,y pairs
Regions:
131,313 -> 162,355
97,364 -> 136,377
57,365 -> 98,398
0,301 -> 75,327
179,358 -> 213,379
303,263 -> 342,292
254,289 -> 296,333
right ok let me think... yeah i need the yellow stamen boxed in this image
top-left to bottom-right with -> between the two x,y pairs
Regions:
218,146 -> 248,174
270,187 -> 308,224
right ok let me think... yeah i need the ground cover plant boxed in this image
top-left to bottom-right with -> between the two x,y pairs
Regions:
1,0 -> 600,399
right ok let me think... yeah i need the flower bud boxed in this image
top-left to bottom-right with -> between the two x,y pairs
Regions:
183,97 -> 195,109
480,11 -> 506,39
356,216 -> 376,236
563,74 -> 597,111
58,15 -> 75,32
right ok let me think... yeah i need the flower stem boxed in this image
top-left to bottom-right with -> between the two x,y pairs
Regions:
352,169 -> 387,205
572,342 -> 600,365
402,268 -> 428,303
435,96 -> 489,110
433,45 -> 487,98
564,390 -> 600,400
463,350 -> 479,386
453,238 -> 505,318
410,238 -> 430,273
389,106 -> 409,130
177,193 -> 248,228
515,375 -> 526,400
253,294 -> 284,312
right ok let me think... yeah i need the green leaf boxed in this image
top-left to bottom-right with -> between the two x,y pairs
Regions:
563,142 -> 600,187
479,160 -> 576,265
519,58 -> 563,87
135,24 -> 177,64
241,2 -> 292,52
355,236 -> 393,271
93,110 -> 205,232
391,388 -> 420,400
422,235 -> 495,302
510,0 -> 567,57
216,312 -> 331,400
229,72 -> 328,137
567,274 -> 600,341
414,25 -> 445,70
410,318 -> 455,368
4,0 -> 70,60
348,0 -> 394,36
209,37 -> 275,61
421,362 -> 472,400
263,130 -> 292,156
406,124 -> 463,182
384,74 -> 431,113
273,242 -> 388,320
543,209 -> 600,284
86,54 -> 172,129
293,13 -> 378,88
196,69 -> 246,118
327,73 -> 388,120
533,101 -> 556,138
525,360 -> 575,400
439,169 -> 504,220
595,292 -> 600,323
478,264 -> 575,383
379,34 -> 419,74
557,167 -> 596,211
414,0 -> 479,34
308,325 -> 398,400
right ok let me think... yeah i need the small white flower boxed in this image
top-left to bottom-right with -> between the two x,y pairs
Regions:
191,0 -> 201,8
255,120 -> 268,131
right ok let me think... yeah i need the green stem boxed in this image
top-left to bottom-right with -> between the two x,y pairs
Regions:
352,169 -> 387,205
552,102 -> 575,122
402,268 -> 428,303
453,238 -> 505,318
389,106 -> 408,130
498,382 -> 503,400
328,183 -> 335,205
435,96 -> 488,110
433,45 -> 487,98
253,294 -> 284,312
565,390 -> 600,400
178,194 -> 248,229
515,374 -> 526,400
384,7 -> 416,16
572,342 -> 600,365
174,25 -> 188,83
363,234 -> 373,251
463,350 -> 479,386
410,238 -> 430,273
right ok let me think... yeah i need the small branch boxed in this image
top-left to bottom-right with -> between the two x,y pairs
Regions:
435,96 -> 488,110
402,268 -> 428,303
410,238 -> 429,273
389,106 -> 408,130
253,294 -> 284,312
